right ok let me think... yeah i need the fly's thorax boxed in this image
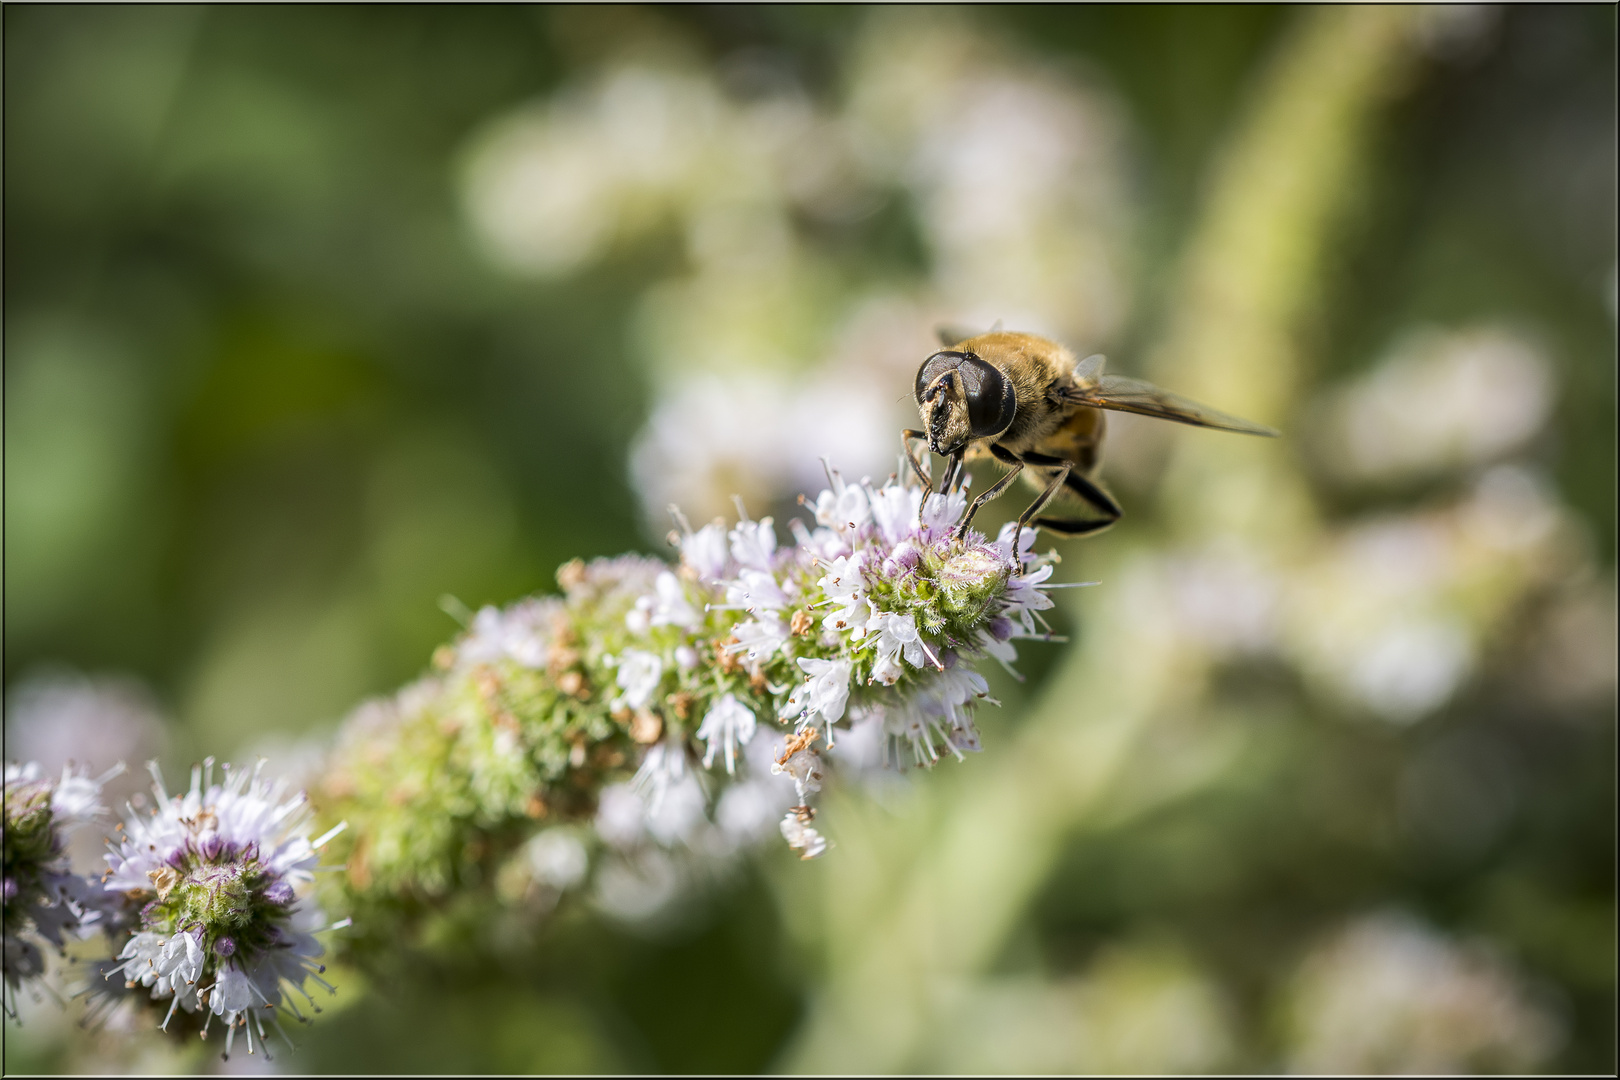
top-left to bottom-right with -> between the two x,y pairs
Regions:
949,332 -> 1079,455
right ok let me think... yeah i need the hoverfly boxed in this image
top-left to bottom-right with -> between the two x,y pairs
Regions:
906,329 -> 1277,537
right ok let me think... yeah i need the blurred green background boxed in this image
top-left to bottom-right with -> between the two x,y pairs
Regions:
4,4 -> 1614,1074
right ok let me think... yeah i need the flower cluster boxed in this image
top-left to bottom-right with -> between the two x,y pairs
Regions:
321,462 -> 1067,935
101,760 -> 348,1058
2,762 -> 116,1018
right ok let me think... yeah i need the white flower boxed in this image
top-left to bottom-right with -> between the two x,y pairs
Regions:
929,666 -> 990,727
781,657 -> 852,728
868,611 -> 927,685
115,931 -> 168,990
613,649 -> 664,710
1004,563 -> 1056,628
918,489 -> 968,542
729,517 -> 778,571
814,465 -> 872,533
208,963 -> 254,1018
630,742 -> 708,846
680,522 -> 731,581
818,555 -> 870,635
695,694 -> 758,775
794,519 -> 855,562
773,746 -> 826,800
645,570 -> 702,630
732,613 -> 791,661
48,767 -> 110,825
157,928 -> 205,995
995,519 -> 1040,565
726,567 -> 789,612
779,812 -> 828,859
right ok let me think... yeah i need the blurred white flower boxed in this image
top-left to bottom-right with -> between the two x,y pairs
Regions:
1318,325 -> 1554,484
462,67 -> 726,275
925,945 -> 1234,1074
612,649 -> 664,711
1346,616 -> 1473,719
459,598 -> 560,669
630,369 -> 896,530
525,830 -> 590,891
1283,912 -> 1562,1073
629,741 -> 707,846
460,14 -> 1133,528
593,848 -> 684,925
4,669 -> 167,815
1284,468 -> 1567,722
594,783 -> 647,851
845,9 -> 1132,345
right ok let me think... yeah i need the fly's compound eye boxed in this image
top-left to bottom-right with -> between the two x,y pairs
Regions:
958,356 -> 1016,438
915,351 -> 964,405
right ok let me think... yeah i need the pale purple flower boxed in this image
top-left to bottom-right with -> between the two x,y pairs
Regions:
460,599 -> 557,668
2,761 -> 119,1016
870,483 -> 922,546
102,759 -> 349,1053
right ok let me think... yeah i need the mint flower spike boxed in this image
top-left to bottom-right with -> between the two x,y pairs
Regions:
2,760 -> 121,1020
101,758 -> 350,1059
322,458 -> 1072,926
639,457 -> 1071,857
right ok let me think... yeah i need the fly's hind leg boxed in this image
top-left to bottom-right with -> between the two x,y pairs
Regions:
901,429 -> 933,493
1021,450 -> 1122,539
1009,449 -> 1072,546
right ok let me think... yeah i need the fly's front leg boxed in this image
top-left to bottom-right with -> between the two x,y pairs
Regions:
901,429 -> 933,494
939,451 -> 968,496
955,444 -> 1024,538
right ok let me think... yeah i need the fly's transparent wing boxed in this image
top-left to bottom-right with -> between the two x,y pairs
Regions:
1073,353 -> 1106,382
1070,374 -> 1279,436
